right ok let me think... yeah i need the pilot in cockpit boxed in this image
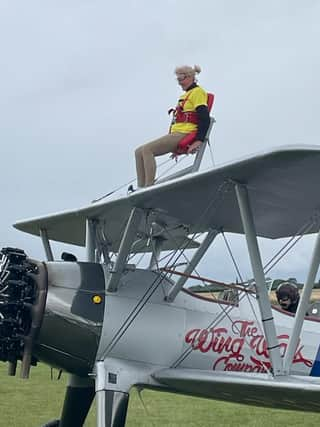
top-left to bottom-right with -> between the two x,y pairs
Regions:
276,282 -> 300,313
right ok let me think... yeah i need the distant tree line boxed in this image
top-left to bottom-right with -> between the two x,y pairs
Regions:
189,277 -> 320,293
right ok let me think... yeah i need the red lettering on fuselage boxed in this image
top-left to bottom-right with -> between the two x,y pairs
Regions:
185,320 -> 312,372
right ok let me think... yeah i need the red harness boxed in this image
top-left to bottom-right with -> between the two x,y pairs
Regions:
174,95 -> 199,124
170,91 -> 198,125
173,92 -> 215,155
175,109 -> 198,124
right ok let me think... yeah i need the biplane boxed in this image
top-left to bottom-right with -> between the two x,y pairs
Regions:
2,143 -> 320,427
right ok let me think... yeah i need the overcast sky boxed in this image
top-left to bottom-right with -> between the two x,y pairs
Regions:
1,1 -> 320,283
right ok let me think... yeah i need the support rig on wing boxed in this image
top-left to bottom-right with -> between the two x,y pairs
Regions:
0,247 -> 47,378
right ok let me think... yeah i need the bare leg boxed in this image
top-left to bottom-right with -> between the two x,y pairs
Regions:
135,146 -> 146,187
140,145 -> 157,187
136,133 -> 185,187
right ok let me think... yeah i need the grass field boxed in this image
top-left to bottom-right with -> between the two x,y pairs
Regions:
0,363 -> 319,426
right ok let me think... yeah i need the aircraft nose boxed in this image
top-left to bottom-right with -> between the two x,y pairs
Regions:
0,247 -> 47,378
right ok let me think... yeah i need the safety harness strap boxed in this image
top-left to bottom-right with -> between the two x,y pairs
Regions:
175,93 -> 214,155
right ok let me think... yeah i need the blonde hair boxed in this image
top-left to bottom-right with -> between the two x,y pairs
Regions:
175,65 -> 201,78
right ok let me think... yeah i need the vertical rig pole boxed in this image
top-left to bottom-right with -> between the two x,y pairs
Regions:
283,229 -> 320,374
235,183 -> 283,376
39,228 -> 54,261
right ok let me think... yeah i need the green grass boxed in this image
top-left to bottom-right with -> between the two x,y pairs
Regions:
0,363 -> 319,426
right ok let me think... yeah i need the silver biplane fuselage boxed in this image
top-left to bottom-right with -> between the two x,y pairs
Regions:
2,145 -> 320,426
37,263 -> 320,379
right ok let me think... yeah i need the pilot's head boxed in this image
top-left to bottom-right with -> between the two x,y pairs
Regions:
276,282 -> 299,311
61,252 -> 77,262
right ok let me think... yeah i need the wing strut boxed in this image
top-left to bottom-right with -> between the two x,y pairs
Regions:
39,228 -> 54,261
166,228 -> 220,302
234,183 -> 283,376
148,236 -> 165,270
107,208 -> 144,292
86,219 -> 98,262
284,226 -> 320,373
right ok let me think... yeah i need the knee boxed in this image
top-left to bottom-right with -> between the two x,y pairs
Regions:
136,144 -> 152,159
135,146 -> 143,159
141,145 -> 153,157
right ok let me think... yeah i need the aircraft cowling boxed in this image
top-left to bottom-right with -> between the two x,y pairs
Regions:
35,261 -> 105,375
0,247 -> 105,378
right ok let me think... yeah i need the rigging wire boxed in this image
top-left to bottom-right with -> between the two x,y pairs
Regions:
174,220 -> 317,371
158,250 -> 177,264
147,182 -> 273,369
94,137 -> 317,373
171,290 -> 259,369
155,154 -> 188,181
101,242 -> 187,357
207,140 -> 215,167
128,251 -> 146,267
219,218 -> 315,284
162,180 -> 233,275
165,207 -> 315,374
265,235 -> 305,275
101,181 -> 232,356
263,220 -> 315,275
92,157 -> 175,203
221,231 -> 244,282
93,137 -> 213,204
169,275 -> 272,376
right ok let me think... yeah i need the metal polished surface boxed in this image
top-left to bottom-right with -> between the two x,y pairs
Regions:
34,261 -> 105,375
97,391 -> 129,427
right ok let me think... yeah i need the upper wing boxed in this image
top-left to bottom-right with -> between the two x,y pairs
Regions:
153,368 -> 320,412
14,145 -> 320,250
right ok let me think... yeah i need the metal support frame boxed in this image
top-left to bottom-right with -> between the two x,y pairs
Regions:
157,117 -> 215,184
283,228 -> 320,374
39,228 -> 54,261
148,236 -> 165,270
166,229 -> 220,302
95,360 -> 131,427
86,219 -> 97,262
96,389 -> 128,427
95,222 -> 112,265
235,184 -> 283,376
191,117 -> 215,172
107,208 -> 143,292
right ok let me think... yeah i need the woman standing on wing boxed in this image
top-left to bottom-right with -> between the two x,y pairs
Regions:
134,65 -> 210,188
